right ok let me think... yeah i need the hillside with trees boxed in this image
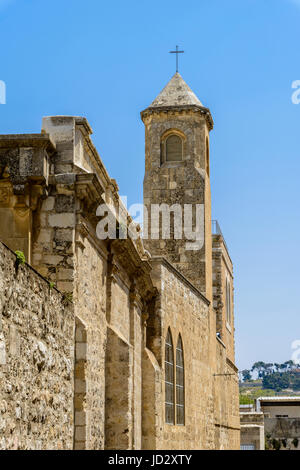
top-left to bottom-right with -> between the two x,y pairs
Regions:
239,361 -> 300,403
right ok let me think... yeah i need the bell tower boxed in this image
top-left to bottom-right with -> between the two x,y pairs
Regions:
141,73 -> 214,300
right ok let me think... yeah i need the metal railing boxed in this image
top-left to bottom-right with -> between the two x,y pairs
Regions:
212,220 -> 223,236
212,220 -> 229,252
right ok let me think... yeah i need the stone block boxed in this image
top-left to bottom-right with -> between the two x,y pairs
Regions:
43,254 -> 64,265
74,441 -> 85,450
54,228 -> 74,243
57,268 -> 74,281
75,411 -> 86,426
75,426 -> 86,442
55,195 -> 75,213
76,343 -> 87,361
38,229 -> 52,244
57,281 -> 73,292
42,197 -> 55,211
48,213 -> 75,228
9,326 -> 20,357
0,337 -> 6,365
74,379 -> 86,394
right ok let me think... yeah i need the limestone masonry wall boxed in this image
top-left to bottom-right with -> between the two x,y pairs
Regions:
149,259 -> 215,450
0,104 -> 240,450
74,236 -> 107,449
0,242 -> 74,450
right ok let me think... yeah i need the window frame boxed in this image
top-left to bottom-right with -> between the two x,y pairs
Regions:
165,134 -> 183,162
165,328 -> 175,425
164,329 -> 185,427
175,334 -> 185,426
160,129 -> 186,165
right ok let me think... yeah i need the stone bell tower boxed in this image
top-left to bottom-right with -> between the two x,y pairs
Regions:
141,73 -> 214,300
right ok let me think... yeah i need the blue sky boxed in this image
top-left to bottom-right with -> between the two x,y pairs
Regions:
0,0 -> 300,370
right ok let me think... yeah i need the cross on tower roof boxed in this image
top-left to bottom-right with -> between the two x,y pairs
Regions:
169,45 -> 184,73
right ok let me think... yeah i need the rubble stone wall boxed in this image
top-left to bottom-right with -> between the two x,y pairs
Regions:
0,242 -> 74,450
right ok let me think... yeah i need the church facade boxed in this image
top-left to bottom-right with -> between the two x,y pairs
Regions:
0,73 -> 240,450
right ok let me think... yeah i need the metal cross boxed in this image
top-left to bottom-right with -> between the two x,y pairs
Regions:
169,45 -> 184,73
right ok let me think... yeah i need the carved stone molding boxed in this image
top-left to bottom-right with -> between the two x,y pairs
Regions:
141,105 -> 214,131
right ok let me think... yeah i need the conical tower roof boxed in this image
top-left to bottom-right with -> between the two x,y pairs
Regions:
149,72 -> 203,108
141,72 -> 213,130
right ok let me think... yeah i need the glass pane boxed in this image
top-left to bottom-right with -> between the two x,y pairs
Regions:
176,336 -> 185,425
176,366 -> 183,385
166,383 -> 174,403
166,404 -> 175,424
176,405 -> 184,425
165,329 -> 174,424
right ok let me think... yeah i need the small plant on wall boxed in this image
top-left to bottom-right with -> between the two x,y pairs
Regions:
15,250 -> 26,272
62,292 -> 73,306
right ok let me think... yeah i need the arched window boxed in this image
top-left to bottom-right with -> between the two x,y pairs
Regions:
165,328 -> 175,424
226,278 -> 231,324
176,335 -> 185,425
166,135 -> 183,162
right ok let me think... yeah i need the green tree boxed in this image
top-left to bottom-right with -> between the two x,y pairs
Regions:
274,363 -> 281,373
284,360 -> 295,371
264,363 -> 274,375
252,361 -> 267,379
262,372 -> 290,391
240,395 -> 254,405
241,369 -> 252,382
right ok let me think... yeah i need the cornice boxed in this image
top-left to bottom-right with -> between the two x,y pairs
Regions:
75,173 -> 105,209
226,357 -> 239,373
140,104 -> 214,131
0,133 -> 56,154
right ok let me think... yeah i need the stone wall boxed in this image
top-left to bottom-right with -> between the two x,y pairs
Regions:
36,116 -> 153,450
0,242 -> 74,450
214,339 -> 240,450
105,327 -> 132,449
212,234 -> 235,363
240,412 -> 265,450
0,113 -> 240,451
265,417 -> 300,440
142,110 -> 213,300
144,257 -> 240,450
74,317 -> 88,450
0,134 -> 55,265
148,258 -> 215,449
74,235 -> 107,449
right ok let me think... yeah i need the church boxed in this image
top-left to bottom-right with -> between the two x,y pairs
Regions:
0,72 -> 240,450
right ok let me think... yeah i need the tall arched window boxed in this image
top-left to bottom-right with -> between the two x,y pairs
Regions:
166,135 -> 183,162
176,335 -> 185,425
165,329 -> 175,424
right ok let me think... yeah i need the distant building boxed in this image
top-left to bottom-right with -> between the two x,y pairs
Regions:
258,397 -> 300,450
240,404 -> 265,450
256,396 -> 300,418
240,397 -> 300,451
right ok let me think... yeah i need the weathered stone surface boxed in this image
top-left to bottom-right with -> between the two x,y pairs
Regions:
212,233 -> 235,363
0,73 -> 239,451
148,72 -> 204,108
48,213 -> 75,228
0,243 -> 74,450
